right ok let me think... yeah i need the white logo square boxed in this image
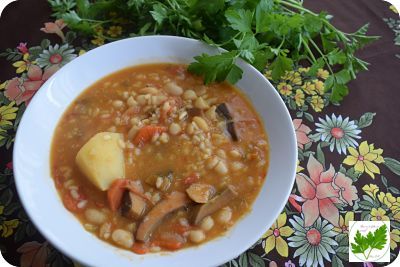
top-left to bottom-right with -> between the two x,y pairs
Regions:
349,221 -> 390,262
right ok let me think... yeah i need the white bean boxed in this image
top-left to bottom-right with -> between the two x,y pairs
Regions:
99,222 -> 112,239
85,209 -> 107,225
77,200 -> 88,209
152,192 -> 161,203
70,189 -> 80,200
195,97 -> 210,109
206,157 -> 219,170
200,216 -> 214,231
231,161 -> 245,171
183,89 -> 197,100
165,82 -> 183,95
113,100 -> 124,109
189,230 -> 206,243
186,123 -> 194,135
136,95 -> 147,105
140,87 -> 158,94
215,160 -> 228,175
159,132 -> 169,143
112,229 -> 134,248
216,149 -> 226,159
217,207 -> 232,224
193,116 -> 209,132
122,91 -> 129,99
127,96 -> 137,107
205,106 -> 217,121
230,149 -> 241,158
126,223 -> 137,233
169,123 -> 181,135
152,95 -> 167,106
155,176 -> 163,189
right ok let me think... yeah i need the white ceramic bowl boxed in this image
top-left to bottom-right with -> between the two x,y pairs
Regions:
14,36 -> 297,267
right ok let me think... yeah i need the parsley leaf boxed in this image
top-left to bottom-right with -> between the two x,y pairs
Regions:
225,9 -> 253,33
188,51 -> 243,84
270,55 -> 293,80
150,3 -> 168,25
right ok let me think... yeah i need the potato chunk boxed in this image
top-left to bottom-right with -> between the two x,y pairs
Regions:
76,132 -> 125,191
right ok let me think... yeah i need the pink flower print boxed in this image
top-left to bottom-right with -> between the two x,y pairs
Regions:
296,154 -> 340,227
40,19 -> 66,41
293,119 -> 311,149
4,65 -> 59,105
17,43 -> 29,54
333,172 -> 358,206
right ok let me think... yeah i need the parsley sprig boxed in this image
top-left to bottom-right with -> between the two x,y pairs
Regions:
49,0 -> 379,103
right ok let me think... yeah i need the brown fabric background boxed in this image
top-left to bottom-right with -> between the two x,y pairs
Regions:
0,0 -> 399,266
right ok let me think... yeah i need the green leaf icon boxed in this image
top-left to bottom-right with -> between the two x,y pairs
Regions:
350,224 -> 388,260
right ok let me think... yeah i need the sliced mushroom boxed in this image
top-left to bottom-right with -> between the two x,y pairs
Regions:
192,185 -> 238,225
226,121 -> 238,141
216,103 -> 232,121
216,103 -> 238,141
186,183 -> 215,204
136,192 -> 192,241
121,191 -> 147,220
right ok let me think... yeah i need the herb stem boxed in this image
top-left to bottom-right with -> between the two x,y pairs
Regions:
301,39 -> 316,63
280,0 -> 350,42
279,0 -> 317,16
308,38 -> 334,75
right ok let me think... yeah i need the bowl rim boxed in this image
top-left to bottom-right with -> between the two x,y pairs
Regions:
13,35 -> 297,267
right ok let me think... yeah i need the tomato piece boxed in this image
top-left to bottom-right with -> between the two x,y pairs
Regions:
132,125 -> 167,147
107,179 -> 129,212
132,243 -> 149,254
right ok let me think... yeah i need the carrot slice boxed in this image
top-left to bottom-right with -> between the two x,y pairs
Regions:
152,240 -> 184,250
107,179 -> 129,212
63,192 -> 78,212
132,243 -> 149,254
133,125 -> 167,147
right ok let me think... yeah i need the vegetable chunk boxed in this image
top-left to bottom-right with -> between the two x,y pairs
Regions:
186,183 -> 215,203
193,185 -> 238,225
136,192 -> 191,241
76,132 -> 125,191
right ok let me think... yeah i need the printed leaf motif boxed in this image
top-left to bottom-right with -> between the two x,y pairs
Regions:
381,175 -> 388,188
389,186 -> 400,195
239,253 -> 248,267
384,157 -> 400,175
356,112 -> 376,128
248,252 -> 265,267
316,143 -> 325,168
332,255 -> 344,267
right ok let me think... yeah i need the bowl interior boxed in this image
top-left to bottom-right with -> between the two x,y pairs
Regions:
13,36 -> 297,267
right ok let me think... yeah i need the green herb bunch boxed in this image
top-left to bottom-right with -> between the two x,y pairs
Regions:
48,0 -> 379,103
351,224 -> 388,260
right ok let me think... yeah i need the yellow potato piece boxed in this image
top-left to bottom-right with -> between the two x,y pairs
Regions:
76,132 -> 125,191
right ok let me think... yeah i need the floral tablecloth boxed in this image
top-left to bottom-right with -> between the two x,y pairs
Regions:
0,0 -> 399,266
